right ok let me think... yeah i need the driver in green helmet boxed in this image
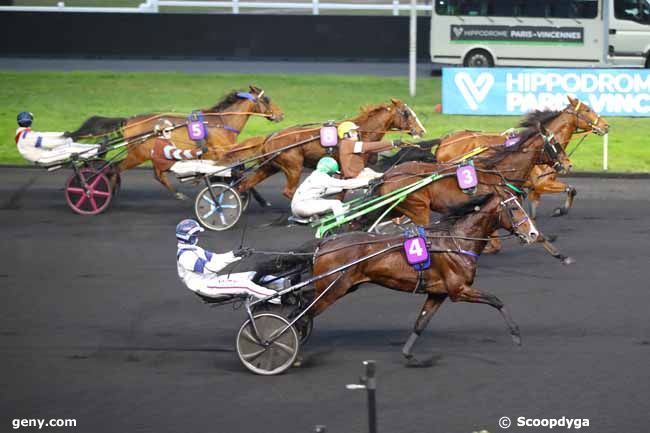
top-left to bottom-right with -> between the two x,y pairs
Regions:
291,156 -> 369,222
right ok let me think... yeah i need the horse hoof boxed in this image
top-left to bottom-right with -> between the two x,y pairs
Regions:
175,192 -> 188,201
562,256 -> 576,265
261,201 -> 272,208
511,333 -> 522,346
292,355 -> 304,368
404,355 -> 436,368
552,207 -> 566,217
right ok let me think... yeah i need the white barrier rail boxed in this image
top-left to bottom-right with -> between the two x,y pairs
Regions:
0,0 -> 430,15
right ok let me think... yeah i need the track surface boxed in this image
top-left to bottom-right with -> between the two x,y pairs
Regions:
1,168 -> 649,433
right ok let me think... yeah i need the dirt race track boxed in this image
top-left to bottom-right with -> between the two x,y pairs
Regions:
1,167 -> 649,433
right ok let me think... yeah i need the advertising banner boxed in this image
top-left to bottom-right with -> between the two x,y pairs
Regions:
442,68 -> 650,117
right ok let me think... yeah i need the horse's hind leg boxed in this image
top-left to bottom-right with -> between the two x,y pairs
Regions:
452,285 -> 521,346
402,294 -> 447,367
153,167 -> 184,200
534,179 -> 576,217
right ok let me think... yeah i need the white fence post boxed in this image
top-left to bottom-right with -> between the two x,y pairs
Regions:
392,0 -> 399,16
408,0 -> 416,96
313,0 -> 319,15
603,134 -> 609,171
233,0 -> 239,14
145,0 -> 159,12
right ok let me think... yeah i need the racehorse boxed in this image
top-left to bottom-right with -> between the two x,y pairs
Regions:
435,97 -> 609,218
307,192 -> 538,366
67,86 -> 284,198
376,122 -> 574,264
229,98 -> 427,199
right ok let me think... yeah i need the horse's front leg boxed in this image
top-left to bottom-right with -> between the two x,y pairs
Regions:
536,233 -> 575,265
451,284 -> 521,346
402,293 -> 447,367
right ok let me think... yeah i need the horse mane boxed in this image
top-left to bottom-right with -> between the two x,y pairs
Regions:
519,109 -> 562,128
205,90 -> 244,112
372,147 -> 437,172
473,126 -> 539,168
444,193 -> 495,219
351,103 -> 388,124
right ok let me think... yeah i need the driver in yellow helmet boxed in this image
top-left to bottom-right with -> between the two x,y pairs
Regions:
337,121 -> 402,180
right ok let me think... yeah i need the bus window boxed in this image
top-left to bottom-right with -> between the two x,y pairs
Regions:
614,0 -> 650,23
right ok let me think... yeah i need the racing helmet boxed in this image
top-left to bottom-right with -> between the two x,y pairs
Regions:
316,156 -> 340,174
337,121 -> 359,139
176,219 -> 204,245
155,118 -> 174,139
17,112 -> 33,127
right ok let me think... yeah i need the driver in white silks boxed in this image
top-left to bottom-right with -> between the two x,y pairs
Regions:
175,219 -> 281,303
291,156 -> 369,223
15,112 -> 101,164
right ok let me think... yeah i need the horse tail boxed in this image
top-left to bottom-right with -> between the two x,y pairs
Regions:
65,116 -> 127,140
252,239 -> 318,283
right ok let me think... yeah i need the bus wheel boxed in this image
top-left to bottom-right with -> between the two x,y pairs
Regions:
464,49 -> 494,67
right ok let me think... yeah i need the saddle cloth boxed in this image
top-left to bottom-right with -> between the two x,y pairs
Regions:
170,160 -> 232,177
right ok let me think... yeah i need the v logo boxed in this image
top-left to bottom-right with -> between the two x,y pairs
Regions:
454,72 -> 494,111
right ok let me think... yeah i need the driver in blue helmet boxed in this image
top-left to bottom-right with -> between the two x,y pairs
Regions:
15,112 -> 101,164
175,219 -> 280,303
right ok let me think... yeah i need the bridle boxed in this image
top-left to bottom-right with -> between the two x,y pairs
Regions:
538,130 -> 567,174
566,100 -> 608,136
498,192 -> 532,242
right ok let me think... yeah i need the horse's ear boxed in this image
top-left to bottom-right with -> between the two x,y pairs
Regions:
567,95 -> 577,106
249,85 -> 260,93
390,98 -> 401,106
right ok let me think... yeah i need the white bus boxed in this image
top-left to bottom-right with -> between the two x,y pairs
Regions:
430,0 -> 650,68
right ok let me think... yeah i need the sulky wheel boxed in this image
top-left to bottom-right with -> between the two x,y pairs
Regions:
236,313 -> 299,376
194,183 -> 243,231
64,167 -> 113,215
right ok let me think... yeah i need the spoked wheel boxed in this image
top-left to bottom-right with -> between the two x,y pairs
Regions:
236,313 -> 299,375
64,167 -> 113,215
239,190 -> 251,212
295,316 -> 314,345
194,183 -> 243,231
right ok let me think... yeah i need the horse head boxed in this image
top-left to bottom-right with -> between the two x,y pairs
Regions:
248,85 -> 284,123
494,190 -> 539,244
389,98 -> 426,139
566,96 -> 609,136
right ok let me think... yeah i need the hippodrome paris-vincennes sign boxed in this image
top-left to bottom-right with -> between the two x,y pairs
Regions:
442,68 -> 650,116
450,25 -> 584,44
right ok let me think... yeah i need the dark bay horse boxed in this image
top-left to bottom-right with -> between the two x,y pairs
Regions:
67,86 -> 284,198
229,98 -> 427,199
376,123 -> 574,263
435,97 -> 609,218
308,192 -> 538,366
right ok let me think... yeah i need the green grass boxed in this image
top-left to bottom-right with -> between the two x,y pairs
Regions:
1,71 -> 649,171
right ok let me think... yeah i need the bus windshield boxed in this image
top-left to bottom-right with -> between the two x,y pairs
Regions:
614,0 -> 650,23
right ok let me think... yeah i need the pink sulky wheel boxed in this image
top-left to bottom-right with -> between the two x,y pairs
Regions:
64,167 -> 113,215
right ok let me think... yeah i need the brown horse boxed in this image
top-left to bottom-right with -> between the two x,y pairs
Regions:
376,122 -> 573,264
231,98 -> 427,199
68,86 -> 284,198
435,97 -> 609,218
309,192 -> 538,366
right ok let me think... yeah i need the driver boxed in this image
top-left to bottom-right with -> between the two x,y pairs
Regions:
291,156 -> 369,222
150,119 -> 207,173
337,121 -> 402,180
175,219 -> 280,303
15,112 -> 101,164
